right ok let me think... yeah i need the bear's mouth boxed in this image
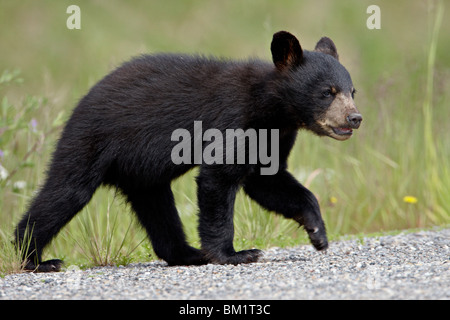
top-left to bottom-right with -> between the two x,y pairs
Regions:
315,119 -> 357,141
331,127 -> 353,136
326,126 -> 354,141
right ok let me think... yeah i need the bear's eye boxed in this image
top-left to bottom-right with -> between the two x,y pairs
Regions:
351,89 -> 357,99
322,90 -> 332,98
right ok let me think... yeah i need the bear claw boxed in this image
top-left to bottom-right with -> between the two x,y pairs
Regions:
25,259 -> 64,273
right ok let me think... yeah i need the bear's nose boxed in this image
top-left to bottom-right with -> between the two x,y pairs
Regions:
346,113 -> 362,129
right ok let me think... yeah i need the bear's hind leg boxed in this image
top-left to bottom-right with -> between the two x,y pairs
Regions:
15,175 -> 100,272
125,184 -> 207,266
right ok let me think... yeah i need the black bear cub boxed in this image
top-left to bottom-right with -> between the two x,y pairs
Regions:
16,31 -> 362,272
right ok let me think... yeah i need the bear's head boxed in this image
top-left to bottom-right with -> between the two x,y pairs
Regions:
271,31 -> 362,141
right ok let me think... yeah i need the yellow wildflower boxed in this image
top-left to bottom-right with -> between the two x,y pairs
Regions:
403,196 -> 418,204
330,196 -> 338,204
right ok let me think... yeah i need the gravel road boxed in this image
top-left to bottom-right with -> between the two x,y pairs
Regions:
1,228 -> 449,300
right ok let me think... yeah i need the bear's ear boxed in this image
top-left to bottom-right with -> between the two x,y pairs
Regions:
271,31 -> 303,71
314,37 -> 339,61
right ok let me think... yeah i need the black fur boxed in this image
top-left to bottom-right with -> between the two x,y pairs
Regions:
15,31 -> 356,271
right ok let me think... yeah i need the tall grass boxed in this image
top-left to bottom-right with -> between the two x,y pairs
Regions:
70,190 -> 147,267
1,1 -> 449,274
422,0 -> 448,224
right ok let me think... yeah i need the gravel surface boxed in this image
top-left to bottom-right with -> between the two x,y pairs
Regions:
1,228 -> 449,300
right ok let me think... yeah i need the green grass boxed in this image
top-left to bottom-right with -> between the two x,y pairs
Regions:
1,1 -> 449,275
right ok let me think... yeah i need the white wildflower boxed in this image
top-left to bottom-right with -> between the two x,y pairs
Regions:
13,180 -> 27,190
0,164 -> 8,181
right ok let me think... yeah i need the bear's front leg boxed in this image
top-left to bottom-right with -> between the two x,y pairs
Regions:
196,166 -> 262,265
243,169 -> 328,251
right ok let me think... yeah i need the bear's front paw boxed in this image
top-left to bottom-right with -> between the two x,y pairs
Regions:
294,213 -> 328,251
209,249 -> 263,265
305,226 -> 328,251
